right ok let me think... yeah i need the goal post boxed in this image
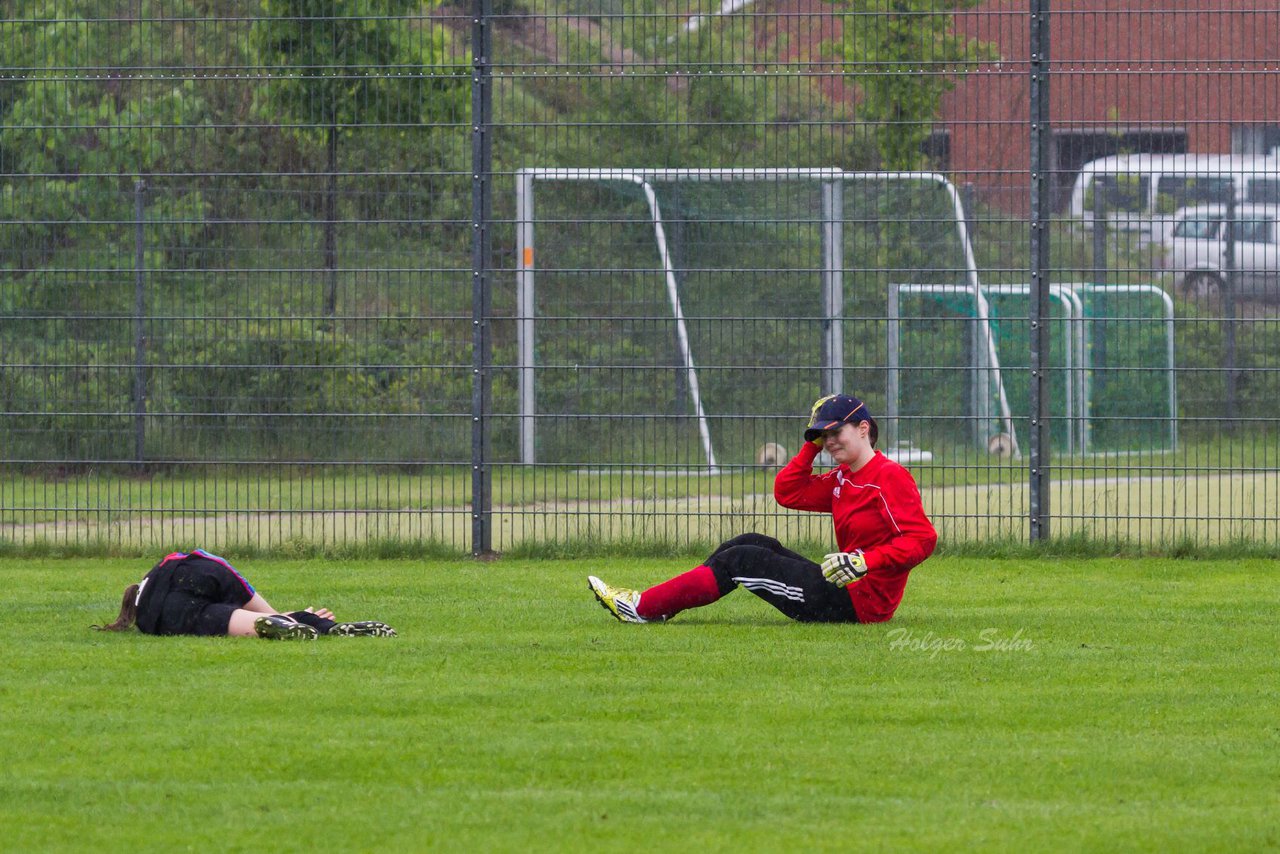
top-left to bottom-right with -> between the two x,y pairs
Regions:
514,167 -> 982,468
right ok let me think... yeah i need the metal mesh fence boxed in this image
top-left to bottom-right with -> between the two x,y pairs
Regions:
2,1 -> 1277,553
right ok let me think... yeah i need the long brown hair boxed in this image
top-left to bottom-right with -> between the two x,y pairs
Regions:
93,584 -> 140,631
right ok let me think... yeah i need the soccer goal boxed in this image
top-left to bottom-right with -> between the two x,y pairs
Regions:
514,168 -> 981,469
888,282 -> 1176,457
887,284 -> 1021,458
1073,283 -> 1177,454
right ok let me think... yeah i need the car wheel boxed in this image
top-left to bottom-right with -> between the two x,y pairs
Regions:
1179,272 -> 1223,305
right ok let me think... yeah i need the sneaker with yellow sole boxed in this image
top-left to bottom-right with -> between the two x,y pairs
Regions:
328,620 -> 397,637
588,575 -> 654,623
254,614 -> 320,640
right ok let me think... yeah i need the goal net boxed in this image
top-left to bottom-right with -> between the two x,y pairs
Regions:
889,282 -> 1176,457
514,168 -> 981,469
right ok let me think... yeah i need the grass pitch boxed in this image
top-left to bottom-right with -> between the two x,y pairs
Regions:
2,556 -> 1277,851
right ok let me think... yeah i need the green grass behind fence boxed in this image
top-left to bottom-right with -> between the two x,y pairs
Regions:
3,556 -> 1277,851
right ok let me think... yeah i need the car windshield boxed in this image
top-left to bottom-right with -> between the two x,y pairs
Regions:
1172,216 -> 1221,239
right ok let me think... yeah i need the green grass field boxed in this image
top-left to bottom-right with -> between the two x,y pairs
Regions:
4,556 -> 1278,851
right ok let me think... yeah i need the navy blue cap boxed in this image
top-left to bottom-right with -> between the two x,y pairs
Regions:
805,394 -> 872,442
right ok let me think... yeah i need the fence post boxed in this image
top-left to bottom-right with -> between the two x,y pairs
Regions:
471,0 -> 494,555
961,182 -> 977,254
1091,183 -> 1108,403
1223,195 -> 1238,428
133,179 -> 148,468
1029,0 -> 1052,542
1091,184 -> 1107,284
821,179 -> 844,396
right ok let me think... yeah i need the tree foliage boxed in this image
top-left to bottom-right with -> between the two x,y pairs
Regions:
0,1 -> 216,279
822,0 -> 997,169
250,0 -> 465,134
250,0 -> 467,314
496,9 -> 866,171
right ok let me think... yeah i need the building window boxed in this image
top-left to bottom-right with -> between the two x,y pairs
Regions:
1232,125 -> 1280,157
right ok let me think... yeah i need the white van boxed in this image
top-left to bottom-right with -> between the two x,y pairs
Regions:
1163,203 -> 1280,302
1067,153 -> 1277,240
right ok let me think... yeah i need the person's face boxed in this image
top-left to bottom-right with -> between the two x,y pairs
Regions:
819,420 -> 872,465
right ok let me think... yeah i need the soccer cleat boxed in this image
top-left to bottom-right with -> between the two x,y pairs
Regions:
588,575 -> 652,624
254,614 -> 320,641
327,620 -> 397,638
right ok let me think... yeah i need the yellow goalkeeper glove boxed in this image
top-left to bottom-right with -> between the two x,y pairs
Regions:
821,550 -> 868,587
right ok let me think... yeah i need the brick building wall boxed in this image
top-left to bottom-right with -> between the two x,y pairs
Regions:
948,0 -> 1280,210
761,0 -> 1280,211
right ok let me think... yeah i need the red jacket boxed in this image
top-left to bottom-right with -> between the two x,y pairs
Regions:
774,443 -> 937,622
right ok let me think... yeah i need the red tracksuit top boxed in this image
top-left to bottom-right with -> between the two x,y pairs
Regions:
774,443 -> 937,623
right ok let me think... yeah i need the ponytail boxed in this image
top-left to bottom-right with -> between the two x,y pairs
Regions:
93,584 -> 140,631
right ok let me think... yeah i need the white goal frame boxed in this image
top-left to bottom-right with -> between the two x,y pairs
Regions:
514,167 -> 987,468
888,282 -> 1177,458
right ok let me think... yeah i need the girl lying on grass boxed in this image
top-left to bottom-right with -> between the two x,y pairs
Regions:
94,548 -> 396,640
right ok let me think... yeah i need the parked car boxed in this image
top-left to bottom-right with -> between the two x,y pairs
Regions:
1163,203 -> 1280,302
1068,154 -> 1277,241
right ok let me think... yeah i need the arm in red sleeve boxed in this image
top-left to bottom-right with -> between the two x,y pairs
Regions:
860,466 -> 937,573
773,442 -> 836,513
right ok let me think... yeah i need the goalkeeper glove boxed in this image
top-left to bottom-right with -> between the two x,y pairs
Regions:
821,550 -> 868,587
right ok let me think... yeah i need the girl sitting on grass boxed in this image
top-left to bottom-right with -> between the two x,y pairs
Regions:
589,394 -> 937,624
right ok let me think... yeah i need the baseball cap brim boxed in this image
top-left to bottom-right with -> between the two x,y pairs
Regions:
804,421 -> 844,442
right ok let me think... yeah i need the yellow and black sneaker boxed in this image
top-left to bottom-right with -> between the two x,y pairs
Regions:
254,614 -> 320,641
328,621 -> 397,637
588,575 -> 651,623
